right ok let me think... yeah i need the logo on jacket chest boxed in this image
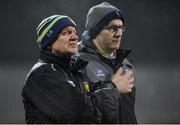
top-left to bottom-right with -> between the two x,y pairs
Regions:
96,69 -> 105,78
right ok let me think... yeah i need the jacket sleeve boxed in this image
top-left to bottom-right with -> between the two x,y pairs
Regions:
91,82 -> 121,123
22,65 -> 84,123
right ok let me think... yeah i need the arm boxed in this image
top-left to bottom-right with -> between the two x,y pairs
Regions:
90,82 -> 120,123
22,66 -> 83,123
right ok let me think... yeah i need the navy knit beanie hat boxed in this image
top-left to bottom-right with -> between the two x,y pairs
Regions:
85,2 -> 125,38
37,15 -> 76,49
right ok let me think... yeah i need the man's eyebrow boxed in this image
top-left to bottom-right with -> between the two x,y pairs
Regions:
107,24 -> 123,27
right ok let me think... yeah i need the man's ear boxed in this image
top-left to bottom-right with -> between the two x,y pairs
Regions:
47,46 -> 52,52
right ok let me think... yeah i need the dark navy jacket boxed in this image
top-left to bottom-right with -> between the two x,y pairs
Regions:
22,50 -> 95,123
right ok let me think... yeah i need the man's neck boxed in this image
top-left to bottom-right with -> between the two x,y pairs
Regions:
93,40 -> 116,59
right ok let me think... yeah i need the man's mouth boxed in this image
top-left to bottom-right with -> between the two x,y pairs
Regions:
69,42 -> 77,47
112,39 -> 120,43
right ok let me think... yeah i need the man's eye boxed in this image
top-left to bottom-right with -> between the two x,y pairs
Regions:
107,26 -> 116,32
62,31 -> 71,35
109,27 -> 116,32
61,30 -> 77,36
105,25 -> 125,33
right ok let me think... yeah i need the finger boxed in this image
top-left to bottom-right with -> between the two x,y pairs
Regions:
127,70 -> 133,77
129,84 -> 134,89
128,77 -> 134,83
116,67 -> 123,76
127,84 -> 134,93
127,88 -> 132,93
124,70 -> 134,80
125,69 -> 133,76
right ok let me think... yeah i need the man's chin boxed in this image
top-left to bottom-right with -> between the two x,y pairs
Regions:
68,49 -> 77,55
111,46 -> 120,50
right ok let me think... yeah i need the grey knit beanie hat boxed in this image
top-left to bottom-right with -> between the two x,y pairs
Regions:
85,2 -> 125,38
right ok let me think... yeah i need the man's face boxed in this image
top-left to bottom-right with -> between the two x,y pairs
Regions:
94,19 -> 124,54
51,26 -> 78,55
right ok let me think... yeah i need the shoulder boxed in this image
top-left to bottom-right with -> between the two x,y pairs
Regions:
78,40 -> 100,62
26,61 -> 63,83
26,62 -> 50,78
24,62 -> 70,95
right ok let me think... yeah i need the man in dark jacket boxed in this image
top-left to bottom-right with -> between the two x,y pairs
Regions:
78,2 -> 137,124
22,15 -> 96,123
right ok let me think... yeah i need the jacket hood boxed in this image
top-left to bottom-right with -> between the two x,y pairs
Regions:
79,38 -> 131,59
40,50 -> 72,68
78,38 -> 132,71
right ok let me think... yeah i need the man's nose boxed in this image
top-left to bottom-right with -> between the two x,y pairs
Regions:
70,33 -> 78,41
114,30 -> 122,37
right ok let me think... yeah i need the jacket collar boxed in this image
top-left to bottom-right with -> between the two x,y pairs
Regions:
40,50 -> 72,68
40,50 -> 88,71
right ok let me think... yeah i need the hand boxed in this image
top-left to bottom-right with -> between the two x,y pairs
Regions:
112,68 -> 134,94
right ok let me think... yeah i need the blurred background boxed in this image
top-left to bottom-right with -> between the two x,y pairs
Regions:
0,0 -> 180,123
